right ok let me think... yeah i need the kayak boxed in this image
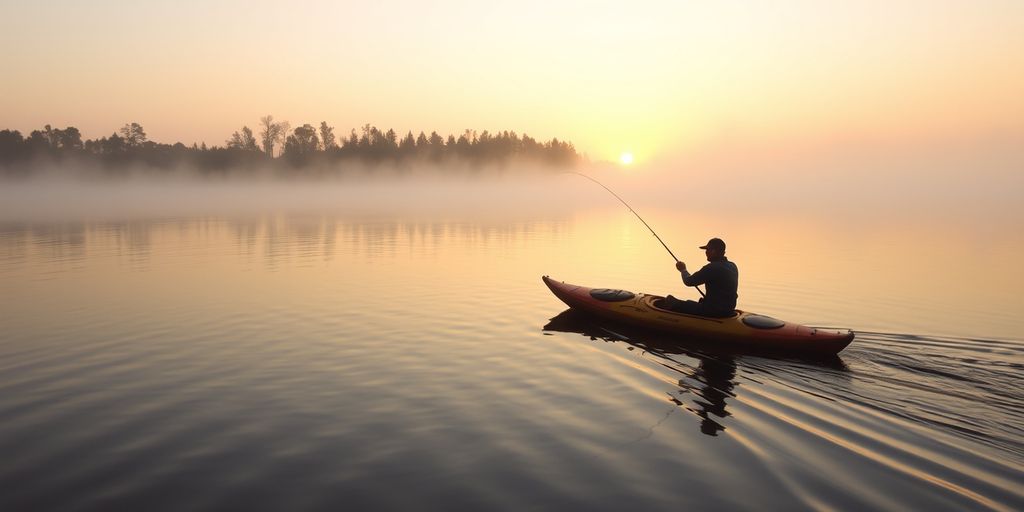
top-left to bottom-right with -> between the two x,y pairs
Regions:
542,275 -> 854,355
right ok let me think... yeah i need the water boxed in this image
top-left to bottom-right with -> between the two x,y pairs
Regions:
0,178 -> 1022,511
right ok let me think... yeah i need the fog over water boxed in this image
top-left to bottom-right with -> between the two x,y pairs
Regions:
0,169 -> 575,221
4,147 -> 1023,220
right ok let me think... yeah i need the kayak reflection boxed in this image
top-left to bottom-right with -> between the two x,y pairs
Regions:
543,309 -> 848,437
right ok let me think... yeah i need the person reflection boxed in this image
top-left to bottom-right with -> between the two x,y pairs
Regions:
543,309 -> 739,437
680,354 -> 737,436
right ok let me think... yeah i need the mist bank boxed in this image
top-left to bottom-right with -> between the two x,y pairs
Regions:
0,171 -> 595,222
2,164 -> 1020,233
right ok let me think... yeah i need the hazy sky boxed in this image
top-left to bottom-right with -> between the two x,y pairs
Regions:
2,0 -> 1022,163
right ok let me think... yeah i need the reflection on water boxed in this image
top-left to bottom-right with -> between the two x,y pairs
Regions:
543,309 -> 853,438
1,211 -> 1022,511
685,353 -> 737,437
544,309 -> 741,437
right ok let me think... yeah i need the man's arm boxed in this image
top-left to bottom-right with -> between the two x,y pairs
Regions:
676,261 -> 708,287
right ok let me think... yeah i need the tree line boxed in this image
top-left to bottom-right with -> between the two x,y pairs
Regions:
0,117 -> 581,175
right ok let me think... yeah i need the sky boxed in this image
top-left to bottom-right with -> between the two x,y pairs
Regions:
1,0 -> 1022,165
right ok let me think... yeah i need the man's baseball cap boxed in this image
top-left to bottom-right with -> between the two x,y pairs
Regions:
699,238 -> 726,251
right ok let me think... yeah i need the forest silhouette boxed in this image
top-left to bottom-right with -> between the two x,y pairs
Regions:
0,117 -> 581,176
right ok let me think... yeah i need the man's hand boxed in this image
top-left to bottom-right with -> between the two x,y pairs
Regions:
675,261 -> 686,273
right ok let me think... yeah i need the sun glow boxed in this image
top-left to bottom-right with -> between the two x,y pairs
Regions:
619,152 -> 634,165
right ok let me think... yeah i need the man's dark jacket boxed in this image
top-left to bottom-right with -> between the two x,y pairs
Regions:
682,257 -> 739,315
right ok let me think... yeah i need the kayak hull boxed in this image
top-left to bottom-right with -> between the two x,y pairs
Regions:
542,275 -> 854,355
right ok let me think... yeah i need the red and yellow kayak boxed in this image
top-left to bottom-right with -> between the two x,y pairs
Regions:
542,276 -> 854,355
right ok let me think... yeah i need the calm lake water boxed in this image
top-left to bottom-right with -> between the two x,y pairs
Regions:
1,177 -> 1022,511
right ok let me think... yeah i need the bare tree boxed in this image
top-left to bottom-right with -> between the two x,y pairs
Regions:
259,115 -> 281,155
275,121 -> 291,157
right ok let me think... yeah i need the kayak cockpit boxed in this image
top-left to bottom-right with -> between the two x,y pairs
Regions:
642,295 -> 740,320
589,288 -> 636,301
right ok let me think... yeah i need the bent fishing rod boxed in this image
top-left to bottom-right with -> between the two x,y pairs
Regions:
569,171 -> 705,297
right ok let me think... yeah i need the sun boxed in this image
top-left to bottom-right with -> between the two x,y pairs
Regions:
619,152 -> 634,165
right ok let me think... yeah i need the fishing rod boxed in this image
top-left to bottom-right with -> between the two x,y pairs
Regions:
569,171 -> 705,297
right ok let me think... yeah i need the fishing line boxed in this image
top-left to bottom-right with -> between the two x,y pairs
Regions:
569,171 -> 705,298
570,172 -> 679,262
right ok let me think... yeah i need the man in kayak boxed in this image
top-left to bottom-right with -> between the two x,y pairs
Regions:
658,237 -> 738,318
